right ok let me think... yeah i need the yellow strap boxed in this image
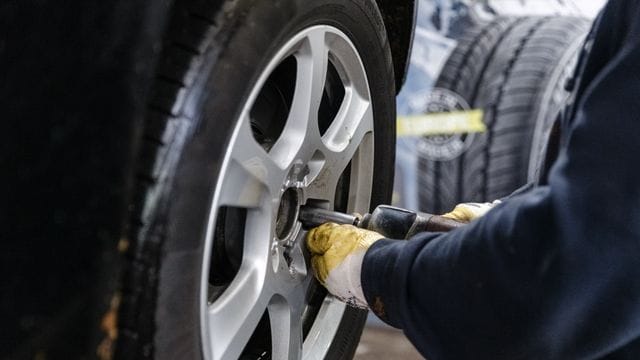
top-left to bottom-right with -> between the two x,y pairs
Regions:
397,109 -> 486,137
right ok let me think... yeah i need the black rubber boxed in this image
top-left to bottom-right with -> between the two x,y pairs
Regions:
417,17 -> 521,214
418,16 -> 589,213
115,0 -> 396,359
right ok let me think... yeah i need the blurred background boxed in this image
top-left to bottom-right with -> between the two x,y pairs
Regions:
358,0 -> 605,357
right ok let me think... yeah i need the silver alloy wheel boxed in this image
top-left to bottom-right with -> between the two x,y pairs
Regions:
200,25 -> 375,360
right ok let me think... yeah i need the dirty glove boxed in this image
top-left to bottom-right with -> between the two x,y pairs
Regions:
442,200 -> 501,222
306,223 -> 384,308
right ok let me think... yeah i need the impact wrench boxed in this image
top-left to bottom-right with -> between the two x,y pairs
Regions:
299,205 -> 465,239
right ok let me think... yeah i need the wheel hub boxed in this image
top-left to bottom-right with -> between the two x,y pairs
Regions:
272,163 -> 311,278
275,187 -> 300,241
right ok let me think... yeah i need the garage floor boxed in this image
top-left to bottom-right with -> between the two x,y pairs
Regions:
355,323 -> 423,359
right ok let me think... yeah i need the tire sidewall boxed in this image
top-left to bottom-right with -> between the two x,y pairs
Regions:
153,1 -> 395,359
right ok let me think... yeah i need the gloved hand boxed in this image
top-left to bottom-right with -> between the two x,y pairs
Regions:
306,223 -> 384,308
442,200 -> 501,222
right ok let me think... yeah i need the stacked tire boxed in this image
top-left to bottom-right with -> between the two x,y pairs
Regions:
418,16 -> 590,213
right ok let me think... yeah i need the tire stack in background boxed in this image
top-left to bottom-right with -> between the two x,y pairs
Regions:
417,16 -> 590,213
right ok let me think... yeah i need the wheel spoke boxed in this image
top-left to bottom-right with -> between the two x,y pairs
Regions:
344,131 -> 374,212
305,29 -> 331,117
270,29 -> 328,168
302,297 -> 347,358
206,265 -> 271,360
220,116 -> 284,207
269,290 -> 306,359
242,204 -> 276,266
324,94 -> 373,168
304,99 -> 373,203
303,165 -> 338,203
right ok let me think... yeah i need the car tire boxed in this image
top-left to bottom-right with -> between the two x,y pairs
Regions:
416,17 -> 520,213
115,0 -> 396,359
418,16 -> 589,213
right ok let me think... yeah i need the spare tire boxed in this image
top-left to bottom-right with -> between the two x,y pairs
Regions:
418,16 -> 590,213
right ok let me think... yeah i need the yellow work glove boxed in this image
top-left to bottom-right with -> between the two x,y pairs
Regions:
442,200 -> 501,222
306,223 -> 384,308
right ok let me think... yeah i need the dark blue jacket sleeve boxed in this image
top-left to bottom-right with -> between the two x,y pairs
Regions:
362,1 -> 640,359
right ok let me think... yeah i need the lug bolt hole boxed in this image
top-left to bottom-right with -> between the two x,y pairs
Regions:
276,188 -> 299,240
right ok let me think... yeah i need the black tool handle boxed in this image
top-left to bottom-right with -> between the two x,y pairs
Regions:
360,205 -> 465,239
410,213 -> 465,236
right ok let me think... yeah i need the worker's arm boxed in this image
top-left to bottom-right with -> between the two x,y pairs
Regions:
363,1 -> 640,358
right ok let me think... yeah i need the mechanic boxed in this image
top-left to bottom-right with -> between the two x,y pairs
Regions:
306,0 -> 640,358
